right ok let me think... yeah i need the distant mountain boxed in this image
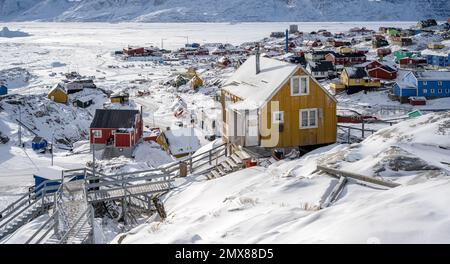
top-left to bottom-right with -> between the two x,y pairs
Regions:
0,0 -> 449,22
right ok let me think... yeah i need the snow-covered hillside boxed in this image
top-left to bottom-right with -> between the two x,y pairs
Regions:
0,0 -> 448,22
111,112 -> 450,244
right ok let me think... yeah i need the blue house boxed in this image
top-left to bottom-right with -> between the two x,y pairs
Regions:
393,71 -> 450,102
425,54 -> 450,67
0,84 -> 7,96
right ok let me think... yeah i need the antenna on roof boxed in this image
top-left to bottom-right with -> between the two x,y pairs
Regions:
255,44 -> 261,74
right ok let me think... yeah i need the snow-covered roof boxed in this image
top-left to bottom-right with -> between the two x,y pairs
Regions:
223,55 -> 336,108
76,95 -> 93,103
164,128 -> 201,156
413,71 -> 450,81
33,166 -> 66,180
222,55 -> 298,106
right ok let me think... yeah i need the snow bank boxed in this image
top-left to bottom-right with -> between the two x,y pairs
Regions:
133,141 -> 174,167
112,112 -> 450,244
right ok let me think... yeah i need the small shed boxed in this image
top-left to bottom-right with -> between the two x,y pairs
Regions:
157,128 -> 201,158
409,97 -> 426,106
33,166 -> 85,195
110,92 -> 129,104
75,96 -> 93,108
48,84 -> 68,104
32,136 -> 48,152
190,75 -> 204,90
0,84 -> 7,96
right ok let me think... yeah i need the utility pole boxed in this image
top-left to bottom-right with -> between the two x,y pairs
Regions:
92,133 -> 96,177
51,133 -> 54,166
18,105 -> 22,147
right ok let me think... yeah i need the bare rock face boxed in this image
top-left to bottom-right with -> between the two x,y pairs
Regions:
0,0 -> 448,22
0,131 -> 10,144
385,155 -> 440,172
374,146 -> 441,174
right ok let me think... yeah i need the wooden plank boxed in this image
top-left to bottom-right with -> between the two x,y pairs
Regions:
230,154 -> 242,164
320,176 -> 347,209
210,170 -> 221,179
317,165 -> 400,188
226,158 -> 238,168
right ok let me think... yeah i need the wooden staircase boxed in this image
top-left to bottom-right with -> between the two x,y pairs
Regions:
206,150 -> 251,180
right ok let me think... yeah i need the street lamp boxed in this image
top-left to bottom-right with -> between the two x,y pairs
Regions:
177,36 -> 189,45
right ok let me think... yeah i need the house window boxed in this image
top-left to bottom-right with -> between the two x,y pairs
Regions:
438,81 -> 442,86
272,111 -> 284,123
430,89 -> 435,94
299,109 -> 318,129
423,81 -> 427,86
446,89 -> 449,94
423,89 -> 427,94
438,89 -> 442,93
93,130 -> 102,138
291,76 -> 309,96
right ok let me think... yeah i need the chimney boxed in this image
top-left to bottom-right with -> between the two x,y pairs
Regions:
255,44 -> 261,74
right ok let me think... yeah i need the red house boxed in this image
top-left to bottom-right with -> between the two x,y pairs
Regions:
377,48 -> 392,57
90,109 -> 143,156
399,57 -> 427,68
358,61 -> 397,80
325,52 -> 366,66
367,65 -> 397,80
123,47 -> 145,56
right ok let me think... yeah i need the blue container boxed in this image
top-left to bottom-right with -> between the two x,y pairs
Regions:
0,85 -> 7,96
32,137 -> 48,151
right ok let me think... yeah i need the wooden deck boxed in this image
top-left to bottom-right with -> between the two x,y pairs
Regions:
87,182 -> 171,202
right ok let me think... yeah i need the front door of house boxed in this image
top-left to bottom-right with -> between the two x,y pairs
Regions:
245,109 -> 259,147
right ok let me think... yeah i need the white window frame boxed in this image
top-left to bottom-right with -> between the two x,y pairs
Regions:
438,89 -> 442,93
438,81 -> 442,86
272,111 -> 284,124
430,89 -> 435,94
93,130 -> 102,138
291,76 -> 309,96
423,81 -> 427,86
423,89 -> 427,94
299,108 -> 319,129
446,89 -> 449,94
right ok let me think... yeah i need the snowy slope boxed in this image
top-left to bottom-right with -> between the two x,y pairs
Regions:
111,112 -> 450,244
0,0 -> 449,22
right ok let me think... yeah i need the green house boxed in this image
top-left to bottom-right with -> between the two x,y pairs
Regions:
394,50 -> 413,62
387,29 -> 401,36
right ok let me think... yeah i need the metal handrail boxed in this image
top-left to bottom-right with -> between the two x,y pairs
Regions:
58,205 -> 91,244
0,179 -> 61,218
24,210 -> 57,244
0,184 -> 58,232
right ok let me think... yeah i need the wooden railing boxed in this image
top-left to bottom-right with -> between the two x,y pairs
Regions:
159,142 -> 228,175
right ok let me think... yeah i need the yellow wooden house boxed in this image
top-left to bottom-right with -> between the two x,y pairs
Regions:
221,54 -> 337,152
427,43 -> 445,49
336,46 -> 353,54
340,67 -> 381,88
48,84 -> 68,104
